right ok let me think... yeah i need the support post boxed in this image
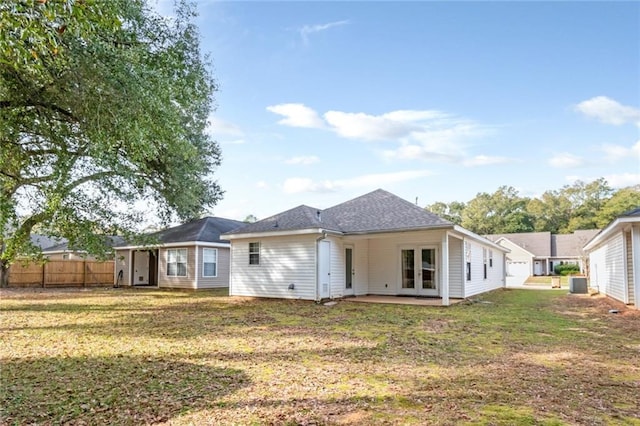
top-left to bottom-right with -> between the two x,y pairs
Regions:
441,232 -> 450,306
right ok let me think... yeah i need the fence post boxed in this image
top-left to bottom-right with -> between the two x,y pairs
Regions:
42,262 -> 46,288
83,260 -> 87,288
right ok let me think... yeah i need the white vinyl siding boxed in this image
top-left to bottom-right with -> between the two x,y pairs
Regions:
625,231 -> 634,305
202,248 -> 217,277
464,239 -> 504,298
448,238 -> 464,298
328,237 -> 345,298
115,249 -> 130,286
229,235 -> 317,300
589,232 -> 626,303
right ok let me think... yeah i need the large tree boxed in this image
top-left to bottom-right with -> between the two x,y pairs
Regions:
0,0 -> 222,286
461,186 -> 533,235
595,185 -> 640,228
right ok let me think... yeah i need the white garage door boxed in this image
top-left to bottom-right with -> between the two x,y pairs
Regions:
506,260 -> 530,286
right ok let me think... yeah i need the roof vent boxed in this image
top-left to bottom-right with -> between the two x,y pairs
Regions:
273,220 -> 279,228
316,210 -> 322,222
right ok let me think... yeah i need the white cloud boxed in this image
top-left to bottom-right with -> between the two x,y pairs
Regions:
323,110 -> 420,141
283,178 -> 338,194
268,102 -> 490,165
285,155 -> 321,165
256,181 -> 269,189
299,20 -> 349,45
266,103 -> 325,128
207,117 -> 245,137
575,96 -> 640,126
600,140 -> 640,162
220,139 -> 245,145
462,155 -> 511,167
548,153 -> 585,168
282,170 -> 433,194
604,173 -> 640,187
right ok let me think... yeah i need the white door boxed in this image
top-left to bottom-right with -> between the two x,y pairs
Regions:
318,240 -> 331,299
534,261 -> 543,276
344,245 -> 355,296
133,251 -> 150,285
399,247 -> 438,296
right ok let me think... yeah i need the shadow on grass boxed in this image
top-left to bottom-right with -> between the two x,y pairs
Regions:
0,355 -> 249,425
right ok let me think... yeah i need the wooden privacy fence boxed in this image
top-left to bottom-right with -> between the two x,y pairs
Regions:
8,260 -> 114,288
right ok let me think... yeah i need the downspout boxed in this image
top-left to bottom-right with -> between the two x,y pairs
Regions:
315,231 -> 327,302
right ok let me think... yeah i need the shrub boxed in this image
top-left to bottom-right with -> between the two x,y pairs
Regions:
554,263 -> 581,276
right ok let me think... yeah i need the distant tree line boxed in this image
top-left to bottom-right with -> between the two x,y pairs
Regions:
425,178 -> 640,235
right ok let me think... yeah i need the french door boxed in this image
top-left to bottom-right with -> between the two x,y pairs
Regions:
400,246 -> 438,296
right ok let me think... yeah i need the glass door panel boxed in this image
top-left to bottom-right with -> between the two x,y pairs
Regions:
401,249 -> 415,289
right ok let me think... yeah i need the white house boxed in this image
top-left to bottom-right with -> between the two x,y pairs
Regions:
584,208 -> 640,309
223,189 -> 508,305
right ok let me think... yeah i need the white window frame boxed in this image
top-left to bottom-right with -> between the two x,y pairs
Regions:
249,242 -> 260,265
202,248 -> 218,277
167,248 -> 187,277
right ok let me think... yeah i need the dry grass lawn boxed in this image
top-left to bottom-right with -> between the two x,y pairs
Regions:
1,287 -> 639,425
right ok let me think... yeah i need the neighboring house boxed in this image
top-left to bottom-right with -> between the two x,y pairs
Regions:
114,217 -> 244,289
485,229 -> 599,285
222,189 -> 508,305
30,234 -> 66,251
42,236 -> 125,260
584,208 -> 640,309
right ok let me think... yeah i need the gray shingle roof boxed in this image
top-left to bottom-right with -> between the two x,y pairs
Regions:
151,217 -> 245,244
226,189 -> 453,235
552,229 -> 600,257
485,232 -> 551,257
620,207 -> 640,217
44,236 -> 126,252
30,234 -> 65,250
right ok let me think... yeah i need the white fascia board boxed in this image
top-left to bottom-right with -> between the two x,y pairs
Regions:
493,237 -> 533,257
222,228 -> 340,240
584,217 -> 639,251
452,225 -> 510,253
115,241 -> 230,250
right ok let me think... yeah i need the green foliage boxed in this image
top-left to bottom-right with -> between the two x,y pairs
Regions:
0,0 -> 221,279
461,186 -> 534,234
595,185 -> 640,227
425,201 -> 465,225
427,178 -> 633,235
553,263 -> 581,276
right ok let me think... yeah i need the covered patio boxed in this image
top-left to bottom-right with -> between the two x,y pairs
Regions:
344,295 -> 466,306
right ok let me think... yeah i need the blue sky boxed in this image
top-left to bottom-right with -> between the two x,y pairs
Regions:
158,1 -> 639,221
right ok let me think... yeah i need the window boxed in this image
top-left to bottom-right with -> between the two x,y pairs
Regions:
203,248 -> 217,277
489,250 -> 493,267
249,242 -> 260,265
167,248 -> 187,277
466,262 -> 471,281
483,248 -> 487,279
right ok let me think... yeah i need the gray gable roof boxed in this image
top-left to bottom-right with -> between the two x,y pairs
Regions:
44,236 -> 126,253
324,189 -> 452,233
151,217 -> 245,244
552,229 -> 600,257
486,232 -> 551,257
30,234 -> 65,250
227,189 -> 453,235
620,207 -> 640,217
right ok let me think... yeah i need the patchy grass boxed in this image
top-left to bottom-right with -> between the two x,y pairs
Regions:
525,276 -> 572,286
1,288 -> 639,425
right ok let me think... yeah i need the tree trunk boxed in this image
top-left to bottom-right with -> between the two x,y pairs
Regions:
0,260 -> 9,288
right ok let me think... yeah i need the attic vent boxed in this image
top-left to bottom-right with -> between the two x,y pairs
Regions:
316,210 -> 321,222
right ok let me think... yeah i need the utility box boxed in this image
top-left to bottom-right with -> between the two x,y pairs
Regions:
569,277 -> 588,294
